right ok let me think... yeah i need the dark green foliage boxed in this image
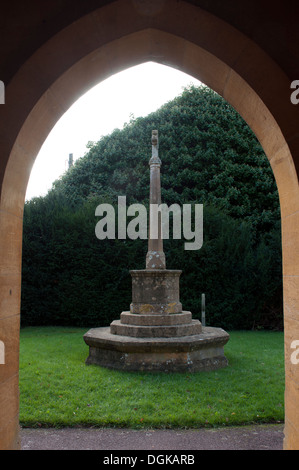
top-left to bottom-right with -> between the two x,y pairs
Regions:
53,86 -> 280,235
21,85 -> 282,329
22,193 -> 141,327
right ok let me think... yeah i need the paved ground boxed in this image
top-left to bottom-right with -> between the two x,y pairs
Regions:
20,423 -> 284,450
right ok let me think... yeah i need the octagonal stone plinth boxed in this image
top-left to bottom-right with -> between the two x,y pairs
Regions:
83,326 -> 229,372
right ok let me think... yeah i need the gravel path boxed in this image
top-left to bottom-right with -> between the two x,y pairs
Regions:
20,423 -> 284,450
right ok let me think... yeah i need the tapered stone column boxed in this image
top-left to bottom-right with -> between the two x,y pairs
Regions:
146,130 -> 166,270
130,130 -> 182,315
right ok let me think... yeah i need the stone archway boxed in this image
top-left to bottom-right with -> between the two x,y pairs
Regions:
1,0 -> 299,450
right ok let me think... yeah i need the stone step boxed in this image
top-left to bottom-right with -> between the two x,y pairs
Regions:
83,326 -> 230,372
110,319 -> 202,338
120,311 -> 192,326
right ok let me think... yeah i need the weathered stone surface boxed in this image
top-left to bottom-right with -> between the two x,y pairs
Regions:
83,326 -> 229,372
120,311 -> 192,326
130,269 -> 182,314
110,319 -> 202,338
146,250 -> 166,270
146,130 -> 166,270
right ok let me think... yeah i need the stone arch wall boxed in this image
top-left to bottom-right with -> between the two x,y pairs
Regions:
0,0 -> 299,449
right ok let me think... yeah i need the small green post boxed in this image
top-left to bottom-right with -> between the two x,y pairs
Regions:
201,293 -> 206,327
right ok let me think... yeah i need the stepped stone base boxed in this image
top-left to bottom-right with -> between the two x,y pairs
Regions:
84,270 -> 230,372
110,311 -> 202,338
83,326 -> 229,372
120,311 -> 192,326
110,318 -> 202,338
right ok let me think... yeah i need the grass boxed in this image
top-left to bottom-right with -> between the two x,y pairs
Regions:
19,327 -> 284,429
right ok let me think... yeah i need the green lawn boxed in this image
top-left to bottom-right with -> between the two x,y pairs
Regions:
19,327 -> 284,429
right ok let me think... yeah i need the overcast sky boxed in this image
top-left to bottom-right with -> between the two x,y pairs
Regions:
25,62 -> 202,201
